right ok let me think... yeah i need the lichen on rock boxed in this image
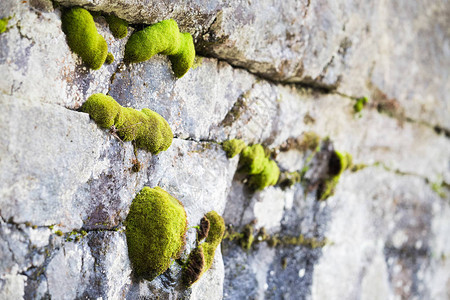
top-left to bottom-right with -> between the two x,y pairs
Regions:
61,7 -> 108,70
125,187 -> 187,281
124,19 -> 195,78
81,93 -> 173,154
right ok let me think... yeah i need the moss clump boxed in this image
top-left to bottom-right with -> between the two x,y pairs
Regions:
124,19 -> 195,78
104,14 -> 128,39
239,144 -> 266,174
318,150 -> 352,200
125,187 -> 187,280
222,139 -> 246,158
169,32 -> 196,78
183,211 -> 225,286
0,17 -> 10,34
238,144 -> 280,190
61,7 -> 108,70
239,223 -> 255,250
248,159 -> 280,190
354,96 -> 369,113
105,52 -> 114,64
81,93 -> 173,154
54,230 -> 63,236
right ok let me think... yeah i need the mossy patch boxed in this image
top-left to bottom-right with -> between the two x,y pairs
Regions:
239,144 -> 266,175
183,211 -> 225,286
238,144 -> 281,190
81,93 -> 173,154
318,150 -> 352,200
61,7 -> 108,70
169,32 -> 196,78
125,187 -> 187,280
223,224 -> 328,250
354,96 -> 369,113
124,19 -> 195,78
104,14 -> 128,39
105,52 -> 114,64
0,17 -> 11,34
222,139 -> 246,158
248,159 -> 280,190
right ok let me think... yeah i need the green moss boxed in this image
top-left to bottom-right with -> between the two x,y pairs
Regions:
239,144 -> 266,174
81,93 -> 173,154
239,224 -> 255,251
201,211 -> 225,267
222,139 -> 246,158
104,14 -> 128,39
61,7 -> 108,70
354,96 -> 369,113
125,187 -> 187,280
248,159 -> 280,190
318,150 -> 352,200
55,230 -> 63,236
223,223 -> 328,250
183,211 -> 225,286
169,32 -> 196,78
105,52 -> 114,64
0,17 -> 10,34
124,19 -> 195,78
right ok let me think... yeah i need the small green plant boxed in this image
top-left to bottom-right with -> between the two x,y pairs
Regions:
61,7 -> 108,70
124,19 -> 195,78
222,139 -> 246,158
81,93 -> 173,154
0,17 -> 11,34
183,211 -> 225,286
125,187 -> 187,281
354,97 -> 369,113
104,14 -> 128,39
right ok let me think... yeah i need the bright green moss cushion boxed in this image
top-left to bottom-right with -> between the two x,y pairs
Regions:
125,187 -> 187,280
81,93 -> 173,154
124,19 -> 195,78
61,7 -> 108,70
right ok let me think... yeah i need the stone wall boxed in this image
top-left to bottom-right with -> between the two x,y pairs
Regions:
0,0 -> 449,299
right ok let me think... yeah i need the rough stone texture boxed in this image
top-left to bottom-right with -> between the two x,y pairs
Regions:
0,0 -> 449,299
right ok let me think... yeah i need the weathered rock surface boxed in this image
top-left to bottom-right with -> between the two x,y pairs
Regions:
0,0 -> 449,299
